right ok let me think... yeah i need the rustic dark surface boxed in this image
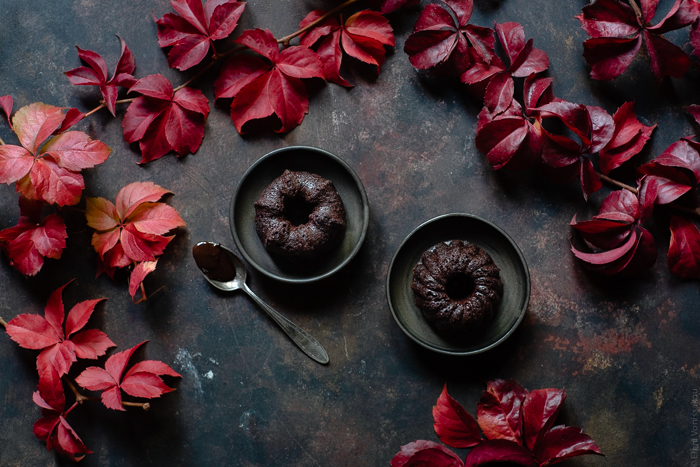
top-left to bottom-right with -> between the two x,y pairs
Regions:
1,0 -> 699,466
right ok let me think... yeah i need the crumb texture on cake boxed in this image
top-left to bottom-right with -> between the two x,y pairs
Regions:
411,240 -> 503,334
254,170 -> 346,260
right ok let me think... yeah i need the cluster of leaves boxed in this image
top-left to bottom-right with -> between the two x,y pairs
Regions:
404,0 -> 700,278
572,132 -> 700,277
0,100 -> 110,275
86,182 -> 186,302
391,381 -> 603,466
3,283 -> 180,460
577,0 -> 700,84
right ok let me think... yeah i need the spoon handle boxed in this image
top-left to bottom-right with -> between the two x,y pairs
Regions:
241,284 -> 329,365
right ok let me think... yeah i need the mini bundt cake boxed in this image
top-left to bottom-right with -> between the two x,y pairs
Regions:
411,240 -> 502,334
254,170 -> 346,260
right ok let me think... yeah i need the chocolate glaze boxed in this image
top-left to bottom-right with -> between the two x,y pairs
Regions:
254,170 -> 346,260
411,240 -> 503,335
192,243 -> 236,282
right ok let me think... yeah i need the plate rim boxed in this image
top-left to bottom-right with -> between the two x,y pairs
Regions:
229,145 -> 370,284
386,213 -> 531,356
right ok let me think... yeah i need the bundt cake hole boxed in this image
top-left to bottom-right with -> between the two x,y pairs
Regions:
445,273 -> 475,301
283,194 -> 316,226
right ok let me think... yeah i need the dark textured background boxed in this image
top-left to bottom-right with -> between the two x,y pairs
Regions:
1,0 -> 699,465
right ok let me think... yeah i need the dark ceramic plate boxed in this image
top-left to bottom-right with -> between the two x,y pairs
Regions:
387,213 -> 530,355
230,146 -> 369,283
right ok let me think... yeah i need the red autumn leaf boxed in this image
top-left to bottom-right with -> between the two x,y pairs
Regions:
494,22 -> 549,78
599,102 -> 656,174
637,139 -> 700,205
64,36 -> 136,116
433,384 -> 482,448
0,198 -> 67,276
404,0 -> 495,76
33,366 -> 91,462
533,425 -> 604,466
577,0 -> 700,84
390,440 -> 464,467
129,260 -> 158,302
75,341 -> 181,411
0,103 -> 111,205
477,379 -> 528,445
5,282 -> 114,378
123,74 -> 209,163
214,28 -> 324,133
370,0 -> 420,14
522,389 -> 566,451
0,94 -> 12,128
464,439 -> 538,467
86,182 -> 185,279
571,189 -> 658,275
538,101 -> 618,200
299,10 -> 394,87
155,0 -> 246,70
668,215 -> 700,278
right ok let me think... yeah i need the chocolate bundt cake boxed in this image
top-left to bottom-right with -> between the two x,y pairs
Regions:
411,240 -> 503,334
254,170 -> 346,260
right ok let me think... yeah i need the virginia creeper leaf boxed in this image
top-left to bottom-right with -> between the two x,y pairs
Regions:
433,384 -> 482,448
390,440 -> 464,467
668,215 -> 700,278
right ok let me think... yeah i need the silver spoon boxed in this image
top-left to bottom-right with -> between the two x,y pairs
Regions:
192,242 -> 329,365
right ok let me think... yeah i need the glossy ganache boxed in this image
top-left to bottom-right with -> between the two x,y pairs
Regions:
254,170 -> 346,260
411,240 -> 503,335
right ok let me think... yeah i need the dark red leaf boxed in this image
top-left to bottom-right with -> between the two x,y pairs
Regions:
533,425 -> 604,466
537,101 -> 592,148
600,102 -> 655,174
484,73 -> 514,116
599,189 -> 640,219
668,215 -> 700,278
637,139 -> 700,204
65,37 -> 136,116
433,385 -> 482,448
464,439 -> 538,467
155,0 -> 245,70
390,440 -> 464,467
477,379 -> 528,444
522,388 -> 566,451
577,0 -> 698,83
0,211 -> 67,276
580,157 -> 602,201
637,175 -> 659,222
523,75 -> 554,116
124,75 -> 209,162
475,117 -> 530,170
586,106 -> 614,153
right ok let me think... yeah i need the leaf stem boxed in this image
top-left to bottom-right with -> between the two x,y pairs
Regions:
597,171 -> 700,217
0,317 -> 6,327
115,98 -> 135,105
597,172 -> 638,194
66,378 -> 91,404
84,103 -> 105,118
0,136 -> 5,145
628,0 -> 642,19
276,0 -> 360,46
123,401 -> 150,411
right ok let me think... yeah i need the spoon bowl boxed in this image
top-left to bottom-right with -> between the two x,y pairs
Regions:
193,242 -> 329,365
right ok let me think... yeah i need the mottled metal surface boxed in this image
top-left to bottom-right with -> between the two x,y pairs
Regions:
0,1 -> 699,466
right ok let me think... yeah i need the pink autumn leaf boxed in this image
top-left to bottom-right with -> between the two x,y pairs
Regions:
129,260 -> 158,302
0,103 -> 111,206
